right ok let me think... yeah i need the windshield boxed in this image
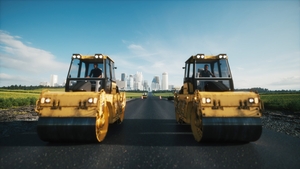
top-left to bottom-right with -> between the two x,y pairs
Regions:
66,58 -> 105,92
68,59 -> 104,78
192,59 -> 233,91
195,59 -> 231,78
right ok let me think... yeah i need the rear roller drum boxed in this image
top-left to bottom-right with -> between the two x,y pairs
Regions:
119,99 -> 126,123
95,106 -> 109,142
115,100 -> 125,124
119,105 -> 125,123
191,106 -> 203,142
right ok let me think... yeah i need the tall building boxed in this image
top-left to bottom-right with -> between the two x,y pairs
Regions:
127,75 -> 134,90
119,73 -> 127,89
134,72 -> 143,90
143,80 -> 149,91
151,76 -> 160,91
50,75 -> 58,87
121,73 -> 126,81
161,72 -> 168,90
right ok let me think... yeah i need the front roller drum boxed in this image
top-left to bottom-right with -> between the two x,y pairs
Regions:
191,110 -> 262,142
37,110 -> 109,142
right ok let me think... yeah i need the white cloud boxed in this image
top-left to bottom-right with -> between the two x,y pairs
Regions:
128,44 -> 144,51
0,30 -> 69,86
0,73 -> 13,80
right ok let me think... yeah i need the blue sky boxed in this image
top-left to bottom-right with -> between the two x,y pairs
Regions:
0,0 -> 299,90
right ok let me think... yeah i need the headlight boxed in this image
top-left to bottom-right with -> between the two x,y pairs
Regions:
87,98 -> 93,104
248,98 -> 258,104
41,97 -> 51,104
202,97 -> 211,104
206,98 -> 211,103
45,98 -> 51,103
87,98 -> 98,104
248,97 -> 259,104
248,98 -> 254,103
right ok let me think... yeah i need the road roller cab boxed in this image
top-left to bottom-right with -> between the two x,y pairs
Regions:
35,54 -> 126,142
174,54 -> 264,142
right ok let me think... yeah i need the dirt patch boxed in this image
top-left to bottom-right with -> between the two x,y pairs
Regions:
0,105 -> 38,122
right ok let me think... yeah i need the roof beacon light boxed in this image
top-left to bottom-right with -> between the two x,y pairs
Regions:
196,54 -> 205,59
95,54 -> 103,59
72,54 -> 81,59
218,54 -> 227,59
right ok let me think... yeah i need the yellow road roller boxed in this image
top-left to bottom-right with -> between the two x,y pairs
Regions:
174,54 -> 263,142
35,54 -> 126,142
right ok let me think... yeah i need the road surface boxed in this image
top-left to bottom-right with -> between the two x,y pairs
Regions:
0,93 -> 299,169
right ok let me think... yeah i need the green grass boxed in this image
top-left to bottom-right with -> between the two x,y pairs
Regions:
152,92 -> 174,98
260,93 -> 300,111
0,88 -> 65,108
0,89 -> 146,108
125,92 -> 146,98
1,89 -> 299,111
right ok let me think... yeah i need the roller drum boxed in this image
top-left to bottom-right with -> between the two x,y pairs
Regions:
201,117 -> 262,142
37,117 -> 98,142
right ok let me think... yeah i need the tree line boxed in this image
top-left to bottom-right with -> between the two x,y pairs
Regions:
0,85 -> 64,90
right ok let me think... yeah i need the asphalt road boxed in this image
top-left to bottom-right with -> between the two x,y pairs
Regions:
0,93 -> 300,169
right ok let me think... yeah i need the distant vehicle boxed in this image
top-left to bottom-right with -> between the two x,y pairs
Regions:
142,92 -> 148,99
174,53 -> 264,142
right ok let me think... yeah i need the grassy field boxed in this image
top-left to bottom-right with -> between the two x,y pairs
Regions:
260,93 -> 300,112
0,89 -> 299,111
152,92 -> 174,98
0,89 -> 147,108
125,91 -> 146,99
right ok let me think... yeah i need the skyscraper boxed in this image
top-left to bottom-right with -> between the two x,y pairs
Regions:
151,76 -> 160,91
118,73 -> 127,89
162,72 -> 168,90
121,73 -> 126,81
143,80 -> 149,91
134,72 -> 143,90
50,75 -> 58,87
128,75 -> 134,90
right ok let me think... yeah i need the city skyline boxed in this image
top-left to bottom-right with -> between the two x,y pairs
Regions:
117,71 -> 172,91
32,70 -> 171,91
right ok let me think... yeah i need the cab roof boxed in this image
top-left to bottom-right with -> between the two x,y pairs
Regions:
185,54 -> 228,63
71,54 -> 115,63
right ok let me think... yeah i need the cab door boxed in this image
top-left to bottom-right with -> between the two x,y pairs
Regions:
104,59 -> 112,94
